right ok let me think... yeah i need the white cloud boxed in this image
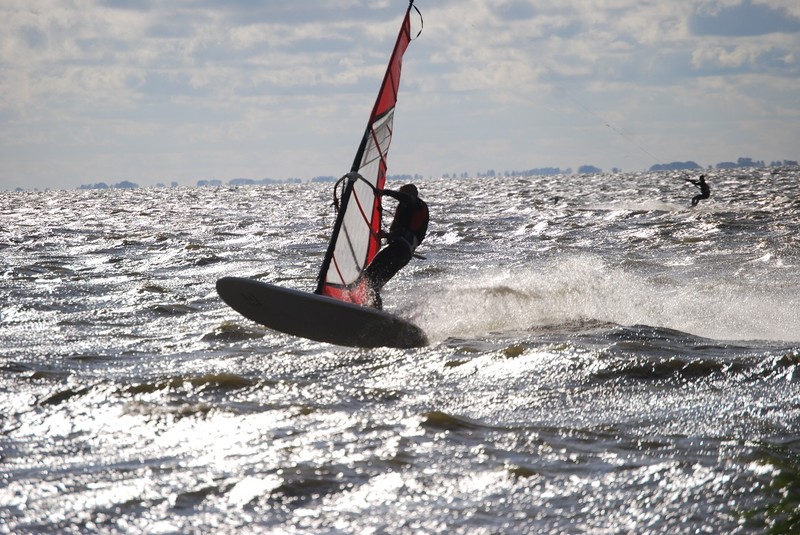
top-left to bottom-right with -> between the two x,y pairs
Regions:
1,0 -> 799,190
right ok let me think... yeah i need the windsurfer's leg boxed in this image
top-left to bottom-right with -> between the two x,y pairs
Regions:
362,241 -> 413,302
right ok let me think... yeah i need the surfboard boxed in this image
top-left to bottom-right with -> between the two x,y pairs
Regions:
216,277 -> 427,348
216,2 -> 426,348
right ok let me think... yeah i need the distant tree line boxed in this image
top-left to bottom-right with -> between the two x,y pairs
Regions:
649,161 -> 702,171
649,157 -> 799,172
198,177 -> 302,187
713,157 -> 798,169
78,180 -> 143,190
387,173 -> 424,181
66,156 -> 798,192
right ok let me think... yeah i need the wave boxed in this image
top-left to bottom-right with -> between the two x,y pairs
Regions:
413,255 -> 800,343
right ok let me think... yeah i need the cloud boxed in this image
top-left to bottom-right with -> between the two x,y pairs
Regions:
1,0 -> 799,190
692,0 -> 800,36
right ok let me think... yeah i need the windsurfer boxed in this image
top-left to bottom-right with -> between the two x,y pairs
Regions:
685,174 -> 710,207
362,183 -> 429,309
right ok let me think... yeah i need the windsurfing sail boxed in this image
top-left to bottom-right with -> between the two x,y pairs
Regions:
315,1 -> 420,305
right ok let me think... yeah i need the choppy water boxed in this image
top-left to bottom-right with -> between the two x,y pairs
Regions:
2,169 -> 799,533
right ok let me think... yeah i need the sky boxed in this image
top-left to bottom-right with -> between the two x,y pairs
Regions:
1,0 -> 799,190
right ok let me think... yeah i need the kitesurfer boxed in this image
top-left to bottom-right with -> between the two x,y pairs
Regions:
685,174 -> 710,207
362,183 -> 429,309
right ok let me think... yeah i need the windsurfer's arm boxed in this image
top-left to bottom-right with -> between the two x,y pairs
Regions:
352,174 -> 416,204
379,188 -> 416,204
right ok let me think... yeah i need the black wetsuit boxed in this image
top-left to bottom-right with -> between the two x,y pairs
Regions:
687,177 -> 710,207
361,189 -> 429,309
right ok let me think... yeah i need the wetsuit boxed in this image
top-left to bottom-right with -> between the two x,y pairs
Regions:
687,176 -> 710,207
361,188 -> 429,309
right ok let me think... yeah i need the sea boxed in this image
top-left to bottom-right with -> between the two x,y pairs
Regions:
2,168 -> 799,534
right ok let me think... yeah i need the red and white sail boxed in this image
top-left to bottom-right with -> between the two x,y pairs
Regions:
315,2 -> 418,305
